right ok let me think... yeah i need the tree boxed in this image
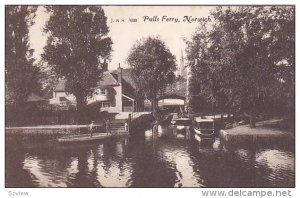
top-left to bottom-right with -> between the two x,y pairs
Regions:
186,6 -> 294,128
127,37 -> 176,117
42,6 -> 112,122
214,6 -> 295,127
186,21 -> 238,117
38,60 -> 59,99
5,5 -> 41,124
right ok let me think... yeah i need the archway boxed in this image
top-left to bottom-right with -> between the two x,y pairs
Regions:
157,95 -> 185,114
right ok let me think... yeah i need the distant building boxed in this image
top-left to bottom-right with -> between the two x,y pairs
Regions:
49,64 -> 142,113
178,48 -> 187,79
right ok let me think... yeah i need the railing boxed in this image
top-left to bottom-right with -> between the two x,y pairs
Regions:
110,122 -> 127,131
86,95 -> 113,105
132,112 -> 151,120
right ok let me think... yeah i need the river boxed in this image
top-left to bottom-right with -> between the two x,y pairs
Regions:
5,125 -> 294,187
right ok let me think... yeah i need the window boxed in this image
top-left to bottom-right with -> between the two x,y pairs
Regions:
107,89 -> 111,95
101,89 -> 106,95
102,102 -> 111,108
59,97 -> 66,101
94,89 -> 100,95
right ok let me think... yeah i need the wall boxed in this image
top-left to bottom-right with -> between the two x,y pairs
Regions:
49,91 -> 76,105
111,85 -> 122,112
50,86 -> 123,113
123,106 -> 134,112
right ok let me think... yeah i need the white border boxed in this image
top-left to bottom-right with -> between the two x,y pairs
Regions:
1,1 -> 298,198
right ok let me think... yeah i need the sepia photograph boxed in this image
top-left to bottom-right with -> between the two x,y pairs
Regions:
4,4 -> 295,189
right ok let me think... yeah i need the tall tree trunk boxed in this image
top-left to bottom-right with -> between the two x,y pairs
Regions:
75,94 -> 86,124
288,104 -> 295,131
249,109 -> 256,128
15,99 -> 25,126
250,96 -> 256,128
151,98 -> 158,119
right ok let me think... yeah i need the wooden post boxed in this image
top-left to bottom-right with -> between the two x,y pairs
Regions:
128,113 -> 132,123
128,113 -> 132,132
132,100 -> 135,112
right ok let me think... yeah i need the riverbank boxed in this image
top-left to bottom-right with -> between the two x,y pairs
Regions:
5,123 -> 128,142
6,124 -> 98,135
219,119 -> 294,145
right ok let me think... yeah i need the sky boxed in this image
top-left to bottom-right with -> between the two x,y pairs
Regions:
29,6 -> 214,71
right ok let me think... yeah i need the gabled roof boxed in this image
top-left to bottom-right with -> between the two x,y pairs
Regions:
111,68 -> 137,97
52,68 -> 138,101
54,79 -> 66,92
54,72 -> 120,92
112,68 -> 137,89
122,78 -> 136,98
95,72 -> 119,88
26,93 -> 46,102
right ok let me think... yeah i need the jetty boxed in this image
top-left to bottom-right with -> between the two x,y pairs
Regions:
57,133 -> 113,143
5,120 -> 129,142
219,119 -> 294,145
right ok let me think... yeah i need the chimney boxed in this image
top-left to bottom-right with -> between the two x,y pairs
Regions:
118,63 -> 122,84
102,59 -> 108,71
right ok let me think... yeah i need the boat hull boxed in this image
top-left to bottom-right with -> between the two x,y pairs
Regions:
57,133 -> 113,143
171,118 -> 192,126
193,127 -> 215,139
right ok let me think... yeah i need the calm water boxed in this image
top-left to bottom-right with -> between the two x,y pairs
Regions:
6,125 -> 295,187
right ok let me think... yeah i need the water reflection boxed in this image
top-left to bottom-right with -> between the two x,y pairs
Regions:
159,142 -> 204,187
5,124 -> 295,187
255,149 -> 295,187
23,155 -> 71,187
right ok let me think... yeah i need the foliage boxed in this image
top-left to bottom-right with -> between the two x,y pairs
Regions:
127,37 -> 176,115
5,6 -> 41,107
42,6 -> 113,113
37,60 -> 59,99
186,6 -> 295,127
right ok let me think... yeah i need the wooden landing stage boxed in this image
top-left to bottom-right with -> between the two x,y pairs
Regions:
219,122 -> 293,145
57,133 -> 113,143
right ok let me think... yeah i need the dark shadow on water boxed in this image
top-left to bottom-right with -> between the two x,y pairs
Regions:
67,151 -> 102,187
6,145 -> 37,187
127,131 -> 178,187
5,124 -> 295,188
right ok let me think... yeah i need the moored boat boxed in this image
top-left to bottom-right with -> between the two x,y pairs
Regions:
57,133 -> 113,143
171,117 -> 192,126
193,117 -> 215,140
170,117 -> 192,139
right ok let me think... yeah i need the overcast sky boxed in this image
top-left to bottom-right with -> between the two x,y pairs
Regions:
29,6 -> 214,70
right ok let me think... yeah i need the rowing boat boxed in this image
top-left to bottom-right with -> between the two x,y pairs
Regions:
57,133 -> 113,143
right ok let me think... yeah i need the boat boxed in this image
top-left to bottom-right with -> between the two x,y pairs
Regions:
171,117 -> 192,126
171,117 -> 192,129
57,133 -> 113,143
170,113 -> 179,123
193,117 -> 215,140
170,117 -> 192,140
